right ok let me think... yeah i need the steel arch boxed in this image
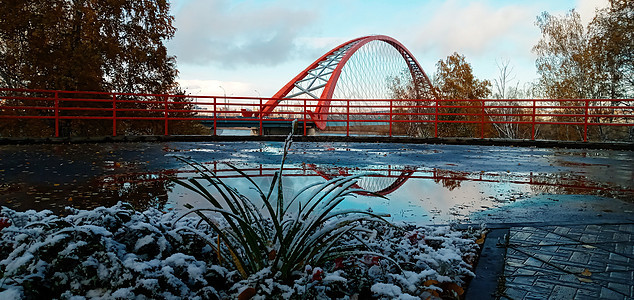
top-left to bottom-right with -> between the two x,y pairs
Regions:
260,35 -> 435,130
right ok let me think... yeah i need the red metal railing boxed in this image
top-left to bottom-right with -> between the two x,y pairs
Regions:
1,88 -> 633,141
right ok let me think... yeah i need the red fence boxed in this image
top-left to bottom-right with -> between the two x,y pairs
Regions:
1,88 -> 633,141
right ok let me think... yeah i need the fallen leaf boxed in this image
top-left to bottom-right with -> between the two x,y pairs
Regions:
443,282 -> 464,296
423,279 -> 439,287
427,290 -> 439,297
238,287 -> 256,300
475,232 -> 486,245
581,269 -> 592,277
268,250 -> 276,260
582,245 -> 596,249
577,277 -> 593,283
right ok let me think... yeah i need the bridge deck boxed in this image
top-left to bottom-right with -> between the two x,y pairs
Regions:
197,117 -> 315,129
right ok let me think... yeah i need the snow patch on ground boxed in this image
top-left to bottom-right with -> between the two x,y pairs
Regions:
0,203 -> 481,298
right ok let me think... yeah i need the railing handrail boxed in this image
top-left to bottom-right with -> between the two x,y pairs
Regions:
1,88 -> 633,142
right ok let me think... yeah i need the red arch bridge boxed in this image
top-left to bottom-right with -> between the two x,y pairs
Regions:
1,35 -> 633,141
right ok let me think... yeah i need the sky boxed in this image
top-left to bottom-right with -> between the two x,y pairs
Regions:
166,0 -> 609,98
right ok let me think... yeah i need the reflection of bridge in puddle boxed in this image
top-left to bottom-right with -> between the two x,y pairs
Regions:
2,141 -> 631,223
305,164 -> 416,196
3,160 -> 632,222
100,162 -> 633,201
90,162 -> 634,223
100,163 -> 418,197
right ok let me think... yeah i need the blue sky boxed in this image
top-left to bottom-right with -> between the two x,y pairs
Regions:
166,0 -> 608,98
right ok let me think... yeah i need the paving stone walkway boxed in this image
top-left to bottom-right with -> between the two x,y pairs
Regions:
499,224 -> 634,300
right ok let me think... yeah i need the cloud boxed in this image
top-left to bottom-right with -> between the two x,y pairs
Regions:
169,0 -> 319,68
409,0 -> 535,56
576,0 -> 609,25
169,0 -> 591,94
178,79 -> 256,97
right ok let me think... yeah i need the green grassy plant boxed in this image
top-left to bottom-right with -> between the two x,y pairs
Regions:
173,132 -> 396,282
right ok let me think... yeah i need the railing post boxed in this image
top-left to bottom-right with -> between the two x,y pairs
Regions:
480,100 -> 485,139
531,99 -> 536,140
434,98 -> 438,138
54,92 -> 59,138
303,98 -> 307,136
112,94 -> 117,137
389,99 -> 393,137
346,99 -> 350,137
259,98 -> 263,136
583,99 -> 589,142
164,96 -> 169,136
213,97 -> 217,136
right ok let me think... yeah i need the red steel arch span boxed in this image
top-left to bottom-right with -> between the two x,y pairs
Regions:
258,35 -> 435,130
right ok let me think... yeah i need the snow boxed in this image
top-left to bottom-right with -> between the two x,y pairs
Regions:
397,294 -> 421,300
111,287 -> 133,298
134,235 -> 155,251
60,240 -> 88,256
371,282 -> 403,297
0,202 -> 481,298
323,270 -> 347,283
0,288 -> 22,300
78,224 -> 113,237
2,251 -> 34,275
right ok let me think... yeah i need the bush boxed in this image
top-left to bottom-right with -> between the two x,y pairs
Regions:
0,203 -> 224,299
172,132 -> 395,283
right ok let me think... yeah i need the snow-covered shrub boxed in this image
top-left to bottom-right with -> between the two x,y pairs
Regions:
214,221 -> 481,299
167,131 -> 481,298
0,203 -> 225,299
173,133 -> 395,284
0,204 -> 481,299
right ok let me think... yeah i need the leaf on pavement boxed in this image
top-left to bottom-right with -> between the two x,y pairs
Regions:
577,277 -> 593,283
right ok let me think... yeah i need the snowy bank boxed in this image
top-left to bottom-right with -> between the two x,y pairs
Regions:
0,203 -> 481,299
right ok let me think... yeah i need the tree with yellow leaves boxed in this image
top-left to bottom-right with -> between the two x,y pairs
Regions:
0,0 -> 206,137
433,52 -> 492,138
533,1 -> 633,141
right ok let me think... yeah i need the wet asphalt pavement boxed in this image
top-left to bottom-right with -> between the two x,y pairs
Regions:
2,140 -> 634,299
0,141 -> 632,223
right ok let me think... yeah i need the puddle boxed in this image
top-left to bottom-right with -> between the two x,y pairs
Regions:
0,142 -> 632,224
